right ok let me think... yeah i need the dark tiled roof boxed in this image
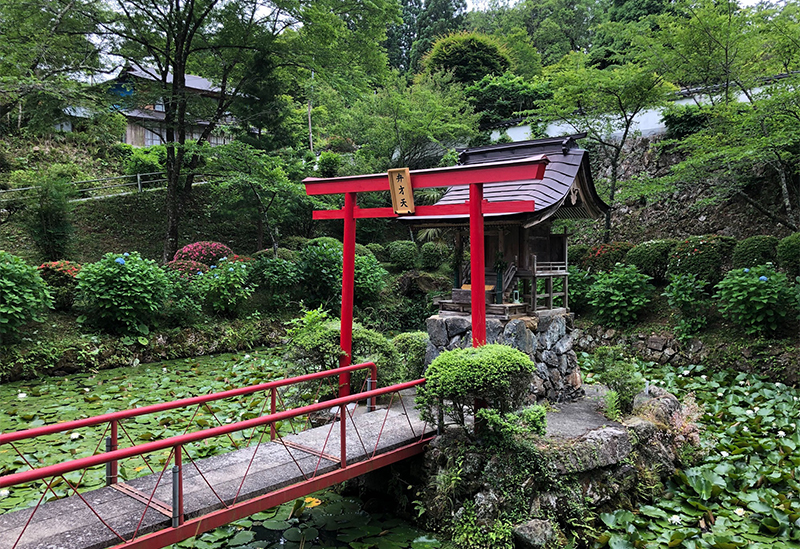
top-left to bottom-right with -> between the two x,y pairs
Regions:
123,66 -> 220,94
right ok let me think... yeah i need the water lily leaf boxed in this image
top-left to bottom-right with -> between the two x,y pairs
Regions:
261,519 -> 291,530
749,502 -> 773,515
229,531 -> 255,546
608,533 -> 635,549
640,506 -> 669,520
760,517 -> 781,534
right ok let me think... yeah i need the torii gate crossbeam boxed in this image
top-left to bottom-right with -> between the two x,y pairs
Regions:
303,156 -> 548,396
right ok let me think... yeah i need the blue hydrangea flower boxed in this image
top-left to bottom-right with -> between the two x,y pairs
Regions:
241,264 -> 246,269
123,252 -> 130,257
228,267 -> 234,271
210,265 -> 216,269
115,257 -> 126,265
743,268 -> 750,273
197,271 -> 203,276
219,257 -> 228,261
214,274 -> 219,278
759,275 -> 768,281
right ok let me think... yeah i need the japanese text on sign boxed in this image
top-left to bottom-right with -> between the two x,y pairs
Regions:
387,167 -> 415,215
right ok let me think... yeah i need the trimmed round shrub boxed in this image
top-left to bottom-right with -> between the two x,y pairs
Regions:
567,265 -> 594,313
354,254 -> 387,304
392,331 -> 429,380
732,235 -> 779,269
420,241 -> 450,271
0,251 -> 52,342
387,240 -> 418,270
251,256 -> 300,291
228,254 -> 254,263
714,264 -> 795,336
625,239 -> 676,283
306,237 -> 343,250
254,247 -> 296,261
417,344 -> 535,427
568,244 -> 591,269
173,241 -> 234,265
667,235 -> 735,286
38,260 -> 81,310
281,236 -> 309,251
355,243 -> 374,257
777,233 -> 800,278
584,241 -> 634,272
587,263 -> 653,327
164,259 -> 209,278
77,252 -> 169,335
366,243 -> 388,262
275,247 -> 295,261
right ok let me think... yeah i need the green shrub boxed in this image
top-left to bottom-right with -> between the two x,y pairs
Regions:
161,269 -> 204,327
0,251 -> 52,343
125,145 -> 165,176
714,264 -> 795,336
366,243 -> 388,262
732,235 -> 779,269
476,404 -> 547,443
584,241 -> 634,272
306,236 -> 342,250
417,344 -> 535,428
197,258 -> 257,317
250,256 -> 300,296
387,240 -> 418,270
354,254 -> 387,304
592,346 -> 644,415
281,236 -> 309,250
567,265 -> 594,313
662,103 -> 712,140
317,151 -> 342,178
568,244 -> 591,269
298,242 -> 342,307
587,264 -> 653,326
37,260 -> 81,310
777,233 -> 800,278
24,177 -> 75,260
662,274 -> 711,340
392,331 -> 429,380
355,243 -> 373,257
164,259 -> 209,277
667,235 -> 735,286
275,247 -> 295,261
420,241 -> 450,271
625,239 -> 676,283
77,252 -> 169,335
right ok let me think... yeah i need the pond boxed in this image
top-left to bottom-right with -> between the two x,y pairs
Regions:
0,350 -> 442,549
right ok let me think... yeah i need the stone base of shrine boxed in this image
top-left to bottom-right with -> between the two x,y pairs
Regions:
424,309 -> 583,403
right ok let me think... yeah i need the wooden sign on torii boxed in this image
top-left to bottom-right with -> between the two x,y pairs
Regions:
303,155 -> 549,396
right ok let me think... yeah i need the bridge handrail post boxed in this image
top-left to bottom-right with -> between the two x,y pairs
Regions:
172,445 -> 184,528
340,404 -> 347,468
106,420 -> 118,486
270,388 -> 277,441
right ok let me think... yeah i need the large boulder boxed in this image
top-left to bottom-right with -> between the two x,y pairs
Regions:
512,519 -> 556,549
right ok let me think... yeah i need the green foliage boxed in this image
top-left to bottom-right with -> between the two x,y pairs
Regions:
274,247 -> 295,261
392,331 -> 429,380
451,502 -> 514,549
24,175 -> 75,260
667,235 -> 736,286
197,258 -> 257,317
731,235 -> 779,269
354,254 -> 387,304
76,252 -> 168,335
568,244 -> 591,269
625,239 -> 676,283
419,241 -> 450,271
424,31 -> 510,84
298,241 -> 342,308
124,145 -> 165,176
777,232 -> 800,279
476,405 -> 547,445
164,260 -> 209,278
366,243 -> 388,261
587,264 -> 653,327
592,346 -> 644,415
281,236 -> 309,251
249,256 -> 300,308
387,240 -> 418,270
714,264 -> 796,336
603,390 -> 621,421
354,243 -> 373,257
317,151 -> 341,178
0,251 -> 51,343
37,260 -> 81,310
567,264 -> 594,313
417,344 -> 535,428
584,241 -> 634,272
306,237 -> 342,250
661,103 -> 712,140
662,274 -> 711,341
465,72 -> 551,129
161,269 -> 204,327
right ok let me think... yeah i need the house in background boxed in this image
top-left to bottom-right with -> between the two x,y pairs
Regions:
109,66 -> 232,147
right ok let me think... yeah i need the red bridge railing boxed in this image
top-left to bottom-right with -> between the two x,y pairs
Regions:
0,363 -> 430,549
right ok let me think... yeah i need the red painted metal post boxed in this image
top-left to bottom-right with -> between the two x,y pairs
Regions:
340,192 -> 357,397
173,445 -> 184,528
470,183 -> 487,347
109,420 -> 118,485
270,388 -> 277,441
340,403 -> 347,468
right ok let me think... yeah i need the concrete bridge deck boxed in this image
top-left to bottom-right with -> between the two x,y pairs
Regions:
0,398 -> 433,549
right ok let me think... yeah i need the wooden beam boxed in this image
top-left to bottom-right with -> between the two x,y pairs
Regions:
303,156 -> 548,196
312,200 -> 536,220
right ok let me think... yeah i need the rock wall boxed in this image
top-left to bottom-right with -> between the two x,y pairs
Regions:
425,310 -> 583,402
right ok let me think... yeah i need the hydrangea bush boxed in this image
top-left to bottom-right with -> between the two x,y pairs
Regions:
584,241 -> 634,272
173,241 -> 234,265
76,252 -> 169,335
714,264 -> 796,336
196,258 -> 257,317
0,251 -> 52,342
662,274 -> 711,340
587,263 -> 653,327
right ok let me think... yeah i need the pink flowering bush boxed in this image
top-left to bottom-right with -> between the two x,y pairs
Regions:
37,260 -> 82,310
173,241 -> 234,265
164,259 -> 209,278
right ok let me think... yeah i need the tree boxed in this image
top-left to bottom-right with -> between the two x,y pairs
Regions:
533,53 -> 674,241
100,0 -> 400,262
465,72 -> 551,129
0,0 -> 102,128
423,32 -> 511,84
409,0 -> 467,72
385,0 -> 424,73
335,72 -> 479,170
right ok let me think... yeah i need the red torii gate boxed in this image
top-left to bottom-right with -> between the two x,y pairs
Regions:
302,155 -> 548,395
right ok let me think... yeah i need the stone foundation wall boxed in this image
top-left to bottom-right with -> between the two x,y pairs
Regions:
425,310 -> 583,402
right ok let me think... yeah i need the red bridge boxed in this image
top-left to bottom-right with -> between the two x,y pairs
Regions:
0,363 -> 432,549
